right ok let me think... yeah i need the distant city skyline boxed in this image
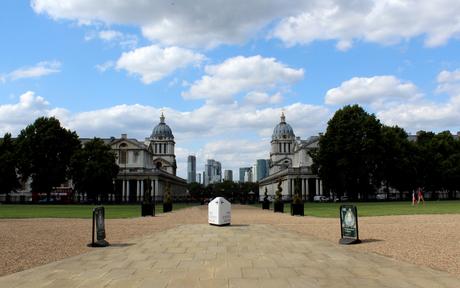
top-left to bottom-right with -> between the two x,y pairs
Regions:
1,1 -> 460,179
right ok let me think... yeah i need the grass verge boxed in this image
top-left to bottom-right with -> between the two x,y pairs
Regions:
254,200 -> 460,218
0,203 -> 198,219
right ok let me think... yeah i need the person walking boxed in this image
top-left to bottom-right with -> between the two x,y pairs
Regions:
417,187 -> 425,205
412,190 -> 417,206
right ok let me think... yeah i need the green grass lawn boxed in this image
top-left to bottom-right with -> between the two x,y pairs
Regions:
0,203 -> 198,219
256,200 -> 460,218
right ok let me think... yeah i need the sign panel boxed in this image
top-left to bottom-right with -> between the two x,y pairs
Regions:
95,207 -> 106,241
339,205 -> 361,244
88,206 -> 109,247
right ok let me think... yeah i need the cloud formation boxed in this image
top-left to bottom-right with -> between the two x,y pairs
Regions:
182,55 -> 304,104
376,70 -> 460,133
0,90 -> 329,177
115,45 -> 205,84
32,0 -> 303,48
325,76 -> 421,108
272,0 -> 460,50
2,61 -> 61,82
32,0 -> 460,49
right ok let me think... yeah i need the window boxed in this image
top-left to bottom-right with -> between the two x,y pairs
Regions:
119,143 -> 128,164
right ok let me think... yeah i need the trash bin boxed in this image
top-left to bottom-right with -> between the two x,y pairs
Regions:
208,197 -> 231,226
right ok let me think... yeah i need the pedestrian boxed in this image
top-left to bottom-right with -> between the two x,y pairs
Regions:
417,187 -> 425,205
412,190 -> 416,206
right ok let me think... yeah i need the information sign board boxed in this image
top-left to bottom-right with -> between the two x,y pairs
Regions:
88,206 -> 109,247
339,205 -> 361,245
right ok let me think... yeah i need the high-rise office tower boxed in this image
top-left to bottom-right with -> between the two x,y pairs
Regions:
224,170 -> 233,181
239,167 -> 252,182
205,159 -> 222,185
187,155 -> 196,183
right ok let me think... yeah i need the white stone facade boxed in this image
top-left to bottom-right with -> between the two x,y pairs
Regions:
259,113 -> 323,201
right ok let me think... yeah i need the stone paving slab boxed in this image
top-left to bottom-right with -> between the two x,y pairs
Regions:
1,223 -> 459,288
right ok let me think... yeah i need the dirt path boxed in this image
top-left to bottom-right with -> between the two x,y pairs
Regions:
1,205 -> 459,277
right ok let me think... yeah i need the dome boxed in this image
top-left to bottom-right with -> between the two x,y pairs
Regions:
151,113 -> 174,139
272,112 -> 295,140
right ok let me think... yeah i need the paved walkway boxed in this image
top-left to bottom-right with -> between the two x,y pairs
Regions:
2,214 -> 460,287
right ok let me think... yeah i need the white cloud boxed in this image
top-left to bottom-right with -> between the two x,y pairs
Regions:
272,1 -> 460,49
95,61 -> 115,73
0,91 -> 329,178
0,91 -> 68,135
182,55 -> 304,103
245,92 -> 283,105
115,45 -> 205,84
325,76 -> 421,109
85,29 -> 138,49
374,69 -> 460,133
98,30 -> 122,41
436,69 -> 460,95
32,1 -> 460,49
31,0 -> 305,49
3,61 -> 61,81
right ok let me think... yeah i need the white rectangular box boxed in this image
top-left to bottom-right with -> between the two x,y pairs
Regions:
208,197 -> 231,226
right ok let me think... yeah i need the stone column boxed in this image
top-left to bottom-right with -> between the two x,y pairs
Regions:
301,178 -> 305,200
140,180 -> 144,201
122,180 -> 126,202
155,180 -> 159,200
126,181 -> 130,202
319,180 -> 323,196
288,178 -> 292,199
306,179 -> 309,199
136,180 -> 140,202
151,180 -> 154,202
316,179 -> 319,196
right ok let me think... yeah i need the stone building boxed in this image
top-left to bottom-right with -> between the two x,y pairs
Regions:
92,113 -> 187,203
258,112 -> 323,201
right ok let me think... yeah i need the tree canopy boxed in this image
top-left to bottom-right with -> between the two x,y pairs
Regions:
0,133 -> 20,197
313,104 -> 460,200
313,105 -> 383,200
70,138 -> 119,202
16,117 -> 80,199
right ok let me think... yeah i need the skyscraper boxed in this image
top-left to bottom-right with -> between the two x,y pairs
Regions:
255,159 -> 270,181
239,167 -> 251,182
187,155 -> 196,183
224,170 -> 233,181
205,159 -> 222,185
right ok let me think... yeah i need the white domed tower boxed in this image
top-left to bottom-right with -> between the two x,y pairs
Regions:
270,112 -> 296,173
150,113 -> 177,175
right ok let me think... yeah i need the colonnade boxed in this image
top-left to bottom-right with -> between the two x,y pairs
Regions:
121,179 -> 160,202
286,177 -> 323,200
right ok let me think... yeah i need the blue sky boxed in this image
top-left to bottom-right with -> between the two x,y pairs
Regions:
1,1 -> 460,178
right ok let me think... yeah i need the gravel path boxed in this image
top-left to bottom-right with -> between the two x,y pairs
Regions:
1,205 -> 459,277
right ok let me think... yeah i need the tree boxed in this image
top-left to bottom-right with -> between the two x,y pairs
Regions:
380,125 -> 416,199
16,117 -> 81,201
0,133 -> 20,201
187,182 -> 204,202
313,105 -> 383,200
70,138 -> 119,203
